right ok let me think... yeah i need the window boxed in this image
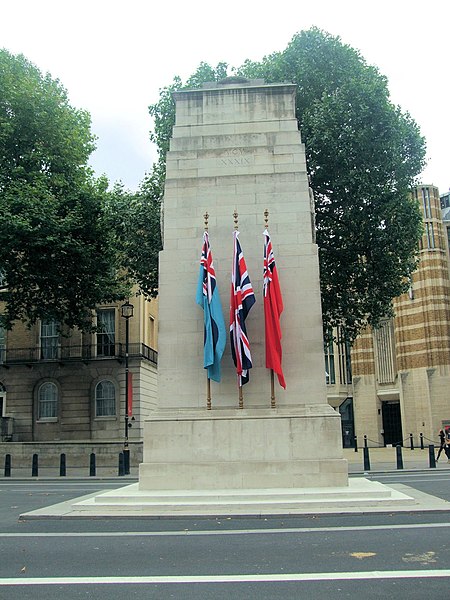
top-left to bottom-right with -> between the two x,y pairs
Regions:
149,315 -> 155,348
422,187 -> 432,219
0,325 -> 5,363
425,222 -> 435,249
40,320 -> 59,359
97,309 -> 115,356
441,193 -> 450,210
374,319 -> 396,384
95,380 -> 116,417
324,336 -> 335,384
38,382 -> 58,419
337,328 -> 352,385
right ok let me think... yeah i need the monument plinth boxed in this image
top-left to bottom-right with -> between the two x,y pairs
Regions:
139,80 -> 348,490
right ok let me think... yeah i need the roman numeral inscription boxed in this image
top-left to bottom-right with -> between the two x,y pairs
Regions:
217,148 -> 253,167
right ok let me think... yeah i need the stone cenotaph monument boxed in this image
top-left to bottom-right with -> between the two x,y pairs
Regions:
138,79 -> 348,493
70,79 -> 415,515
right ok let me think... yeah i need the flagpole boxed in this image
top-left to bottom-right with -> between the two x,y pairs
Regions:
204,211 -> 212,411
207,378 -> 212,410
264,209 -> 277,409
233,209 -> 244,410
270,370 -> 276,408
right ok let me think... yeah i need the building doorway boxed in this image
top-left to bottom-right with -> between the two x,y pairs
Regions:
339,397 -> 355,448
382,401 -> 403,446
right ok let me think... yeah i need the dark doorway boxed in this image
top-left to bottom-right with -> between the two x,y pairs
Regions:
339,397 -> 355,448
382,401 -> 403,446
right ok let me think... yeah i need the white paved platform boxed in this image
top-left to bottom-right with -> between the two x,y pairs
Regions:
19,478 -> 450,519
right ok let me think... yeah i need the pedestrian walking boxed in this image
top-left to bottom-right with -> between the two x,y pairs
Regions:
445,428 -> 450,463
436,429 -> 446,462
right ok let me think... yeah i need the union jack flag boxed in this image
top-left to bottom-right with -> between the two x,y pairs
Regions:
230,230 -> 255,386
200,231 -> 216,301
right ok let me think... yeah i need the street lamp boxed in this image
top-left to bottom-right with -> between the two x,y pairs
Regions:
121,300 -> 134,474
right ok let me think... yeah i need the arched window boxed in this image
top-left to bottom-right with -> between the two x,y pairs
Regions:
95,380 -> 116,417
38,382 -> 58,420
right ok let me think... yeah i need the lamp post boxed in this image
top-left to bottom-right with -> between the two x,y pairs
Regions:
121,300 -> 134,475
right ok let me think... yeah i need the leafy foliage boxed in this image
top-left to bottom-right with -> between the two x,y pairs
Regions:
0,49 -> 128,330
149,29 -> 426,341
106,174 -> 162,300
237,29 -> 426,340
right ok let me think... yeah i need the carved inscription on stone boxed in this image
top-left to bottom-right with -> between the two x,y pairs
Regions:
217,148 -> 254,167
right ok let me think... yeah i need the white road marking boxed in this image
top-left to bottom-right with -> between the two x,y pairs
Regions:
1,570 -> 450,585
2,522 -> 450,538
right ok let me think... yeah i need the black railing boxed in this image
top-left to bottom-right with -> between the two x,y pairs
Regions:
0,343 -> 157,366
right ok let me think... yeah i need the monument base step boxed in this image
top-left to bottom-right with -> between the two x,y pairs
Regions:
70,478 -> 415,516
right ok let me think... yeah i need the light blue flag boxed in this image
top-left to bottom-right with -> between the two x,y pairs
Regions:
196,232 -> 226,382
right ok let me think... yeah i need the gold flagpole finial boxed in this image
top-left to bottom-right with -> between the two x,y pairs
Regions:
204,211 -> 209,232
233,209 -> 239,230
264,208 -> 269,229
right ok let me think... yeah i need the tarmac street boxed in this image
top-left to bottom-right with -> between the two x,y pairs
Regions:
0,457 -> 449,599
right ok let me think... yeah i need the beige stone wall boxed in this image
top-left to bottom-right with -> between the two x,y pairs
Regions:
131,361 -> 158,435
352,330 -> 376,376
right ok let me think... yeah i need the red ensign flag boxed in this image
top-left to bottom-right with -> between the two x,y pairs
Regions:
127,372 -> 133,416
263,229 -> 286,389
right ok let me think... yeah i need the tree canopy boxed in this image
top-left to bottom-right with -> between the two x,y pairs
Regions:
106,173 -> 162,301
0,49 -> 128,331
148,28 -> 426,341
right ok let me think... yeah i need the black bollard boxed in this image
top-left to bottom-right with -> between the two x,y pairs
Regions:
354,435 -> 358,452
420,433 -> 424,450
4,454 -> 11,477
364,435 -> 368,448
363,446 -> 371,471
429,444 -> 436,468
123,447 -> 130,476
118,452 -> 125,476
60,453 -> 66,477
32,453 -> 38,477
409,433 -> 414,450
396,444 -> 404,469
89,453 -> 96,477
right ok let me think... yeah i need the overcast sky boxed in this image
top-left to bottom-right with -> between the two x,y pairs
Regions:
1,1 -> 448,192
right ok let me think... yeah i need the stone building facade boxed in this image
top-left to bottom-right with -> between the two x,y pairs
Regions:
327,184 -> 450,447
0,295 -> 158,447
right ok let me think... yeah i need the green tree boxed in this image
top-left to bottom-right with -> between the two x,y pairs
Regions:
106,173 -> 162,301
149,30 -> 426,341
0,49 -> 128,331
238,28 -> 425,341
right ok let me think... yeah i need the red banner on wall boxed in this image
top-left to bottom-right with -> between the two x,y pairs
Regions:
127,372 -> 133,417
